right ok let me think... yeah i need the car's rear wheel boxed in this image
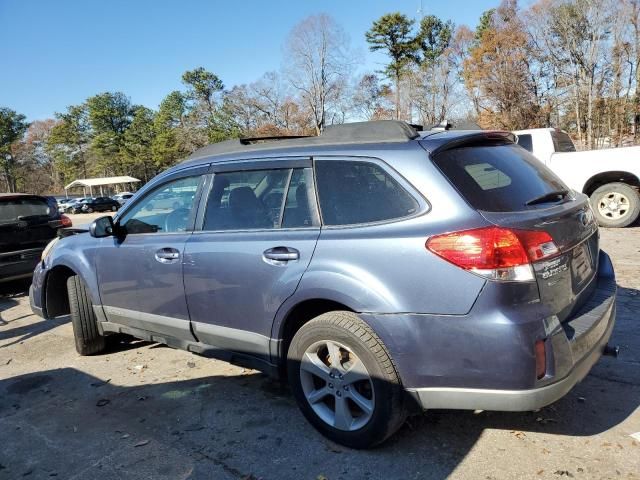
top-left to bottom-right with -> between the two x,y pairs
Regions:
590,182 -> 640,228
85,207 -> 93,213
67,275 -> 105,355
287,311 -> 407,448
111,205 -> 117,212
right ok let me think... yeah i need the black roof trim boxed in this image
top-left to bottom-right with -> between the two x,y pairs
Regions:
239,135 -> 310,145
186,120 -> 420,162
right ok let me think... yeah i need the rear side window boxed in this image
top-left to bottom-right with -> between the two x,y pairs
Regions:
315,160 -> 418,226
432,144 -> 569,212
0,197 -> 51,223
203,168 -> 316,231
516,134 -> 533,152
551,131 -> 576,152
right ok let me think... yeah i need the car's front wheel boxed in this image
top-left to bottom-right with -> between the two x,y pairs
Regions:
67,275 -> 105,355
590,182 -> 640,228
287,311 -> 407,448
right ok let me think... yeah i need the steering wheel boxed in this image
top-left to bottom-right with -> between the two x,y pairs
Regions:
164,207 -> 190,232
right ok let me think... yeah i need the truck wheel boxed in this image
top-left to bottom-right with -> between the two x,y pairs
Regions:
67,275 -> 105,355
590,182 -> 640,228
287,311 -> 407,448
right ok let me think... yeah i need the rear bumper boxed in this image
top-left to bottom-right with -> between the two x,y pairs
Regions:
361,250 -> 617,412
0,249 -> 43,283
406,295 -> 615,411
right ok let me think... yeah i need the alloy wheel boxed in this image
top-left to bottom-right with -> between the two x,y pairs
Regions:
299,340 -> 374,431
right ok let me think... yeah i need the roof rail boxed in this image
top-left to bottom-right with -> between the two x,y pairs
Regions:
239,135 -> 310,145
186,120 -> 420,161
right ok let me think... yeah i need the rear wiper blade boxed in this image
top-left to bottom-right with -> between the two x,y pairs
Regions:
525,190 -> 569,206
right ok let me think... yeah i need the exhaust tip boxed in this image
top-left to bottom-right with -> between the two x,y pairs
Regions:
603,345 -> 620,358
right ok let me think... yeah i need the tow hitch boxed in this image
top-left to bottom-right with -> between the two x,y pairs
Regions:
603,345 -> 620,358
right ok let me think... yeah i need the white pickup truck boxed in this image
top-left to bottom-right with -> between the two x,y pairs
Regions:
513,128 -> 640,227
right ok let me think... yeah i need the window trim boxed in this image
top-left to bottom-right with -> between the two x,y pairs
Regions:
312,155 -> 429,229
114,165 -> 208,236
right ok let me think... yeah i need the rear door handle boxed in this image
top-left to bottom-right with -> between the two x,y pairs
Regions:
155,247 -> 180,264
263,247 -> 300,262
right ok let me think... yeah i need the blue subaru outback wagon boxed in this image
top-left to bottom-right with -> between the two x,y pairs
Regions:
30,121 -> 617,448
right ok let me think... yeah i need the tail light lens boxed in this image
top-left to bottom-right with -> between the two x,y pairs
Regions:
60,215 -> 72,228
426,227 -> 558,282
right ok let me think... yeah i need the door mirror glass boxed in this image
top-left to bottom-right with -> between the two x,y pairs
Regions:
89,215 -> 115,238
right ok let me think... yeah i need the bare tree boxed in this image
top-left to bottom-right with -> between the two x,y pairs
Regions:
285,14 -> 355,135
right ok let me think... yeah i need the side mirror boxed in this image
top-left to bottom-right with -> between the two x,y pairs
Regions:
89,216 -> 116,238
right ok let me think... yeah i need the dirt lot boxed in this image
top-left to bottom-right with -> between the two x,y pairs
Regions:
0,225 -> 639,480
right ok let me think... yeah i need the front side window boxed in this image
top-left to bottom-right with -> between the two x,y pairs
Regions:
315,160 -> 419,226
119,176 -> 200,234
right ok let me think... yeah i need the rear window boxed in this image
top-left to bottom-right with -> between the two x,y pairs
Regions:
432,143 -> 569,212
315,160 -> 418,225
551,131 -> 576,152
0,197 -> 51,222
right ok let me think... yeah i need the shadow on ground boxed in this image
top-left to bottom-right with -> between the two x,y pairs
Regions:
0,283 -> 637,479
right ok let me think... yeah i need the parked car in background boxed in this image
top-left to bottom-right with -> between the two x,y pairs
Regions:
66,198 -> 93,214
0,193 -> 71,282
112,192 -> 134,206
30,121 -> 617,448
58,197 -> 82,213
81,197 -> 120,213
513,128 -> 640,227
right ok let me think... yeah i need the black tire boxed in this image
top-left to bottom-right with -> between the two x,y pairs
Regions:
86,207 -> 93,213
111,205 -> 117,212
287,311 -> 407,448
67,275 -> 105,355
590,182 -> 640,228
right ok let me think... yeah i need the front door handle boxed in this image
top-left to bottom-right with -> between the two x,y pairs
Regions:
155,247 -> 180,264
263,247 -> 299,262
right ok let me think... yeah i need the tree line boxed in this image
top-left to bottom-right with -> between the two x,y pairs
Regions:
1,0 -> 638,194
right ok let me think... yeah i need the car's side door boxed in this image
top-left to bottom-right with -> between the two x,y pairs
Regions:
183,159 -> 321,361
95,167 -> 206,341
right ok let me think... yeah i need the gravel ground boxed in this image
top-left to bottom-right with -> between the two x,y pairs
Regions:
0,226 -> 638,480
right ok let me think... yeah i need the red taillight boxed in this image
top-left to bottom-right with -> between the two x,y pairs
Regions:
60,215 -> 72,227
426,227 -> 558,281
535,339 -> 546,379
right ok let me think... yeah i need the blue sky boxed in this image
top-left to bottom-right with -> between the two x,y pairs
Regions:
0,0 -> 500,121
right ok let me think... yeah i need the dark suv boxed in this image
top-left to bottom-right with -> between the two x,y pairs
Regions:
29,121 -> 617,448
79,197 -> 120,213
1,194 -> 71,283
